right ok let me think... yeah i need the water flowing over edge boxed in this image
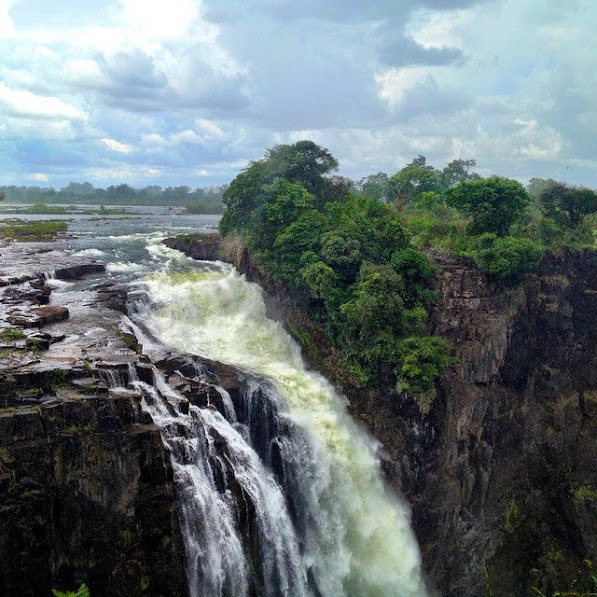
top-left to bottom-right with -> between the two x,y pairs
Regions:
126,243 -> 428,597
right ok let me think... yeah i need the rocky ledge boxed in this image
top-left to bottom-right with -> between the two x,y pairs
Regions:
0,255 -> 249,597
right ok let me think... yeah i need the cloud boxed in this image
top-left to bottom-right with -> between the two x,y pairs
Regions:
117,0 -> 198,39
29,172 -> 49,182
0,0 -> 16,37
196,118 -> 226,140
0,81 -> 85,120
102,137 -> 133,153
0,0 -> 595,190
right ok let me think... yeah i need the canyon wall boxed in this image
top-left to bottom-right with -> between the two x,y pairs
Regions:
211,236 -> 597,597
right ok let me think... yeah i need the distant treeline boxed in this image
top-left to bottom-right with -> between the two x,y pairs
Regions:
0,182 -> 226,212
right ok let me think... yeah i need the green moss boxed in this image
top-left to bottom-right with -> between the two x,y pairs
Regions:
18,202 -> 68,215
503,499 -> 522,534
0,327 -> 25,341
52,583 -> 90,597
50,369 -> 71,387
573,482 -> 597,503
0,219 -> 68,241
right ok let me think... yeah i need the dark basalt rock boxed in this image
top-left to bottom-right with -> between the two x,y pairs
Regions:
171,236 -> 597,597
0,260 -> 190,597
95,281 -> 129,313
53,263 -> 106,280
163,233 -> 221,261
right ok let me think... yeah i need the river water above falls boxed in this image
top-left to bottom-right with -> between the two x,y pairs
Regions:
1,207 -> 428,596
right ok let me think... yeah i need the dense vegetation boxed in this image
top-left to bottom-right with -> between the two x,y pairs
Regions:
386,158 -> 597,282
220,141 -> 597,401
0,182 -> 226,211
220,141 -> 452,400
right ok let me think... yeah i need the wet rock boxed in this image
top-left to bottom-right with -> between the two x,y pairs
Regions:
7,305 -> 69,328
1,282 -> 51,305
53,263 -> 106,280
95,282 -> 128,313
32,305 -> 69,325
163,233 -> 221,261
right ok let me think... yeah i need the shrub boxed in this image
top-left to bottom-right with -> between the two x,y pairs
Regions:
473,234 -> 543,282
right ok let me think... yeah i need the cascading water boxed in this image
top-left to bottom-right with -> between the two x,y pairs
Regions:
127,246 -> 429,597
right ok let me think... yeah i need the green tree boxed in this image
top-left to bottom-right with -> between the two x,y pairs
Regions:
358,172 -> 390,202
473,234 -> 542,281
441,158 -> 480,188
266,140 -> 338,193
269,209 -> 329,286
220,160 -> 270,235
389,159 -> 442,207
526,177 -> 558,198
248,179 -> 315,252
395,336 -> 453,397
539,182 -> 597,228
340,263 -> 407,358
390,247 -> 436,308
445,176 -> 532,236
0,190 -> 5,202
220,141 -> 346,236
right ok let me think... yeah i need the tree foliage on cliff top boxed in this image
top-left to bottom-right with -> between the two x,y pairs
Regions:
219,141 -> 451,397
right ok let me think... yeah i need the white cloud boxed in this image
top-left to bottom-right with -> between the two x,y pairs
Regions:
405,8 -> 472,50
29,172 -> 49,181
196,118 -> 226,139
375,67 -> 433,105
117,0 -> 198,39
141,129 -> 207,148
0,81 -> 85,120
171,130 -> 204,144
101,137 -> 133,153
0,0 -> 596,189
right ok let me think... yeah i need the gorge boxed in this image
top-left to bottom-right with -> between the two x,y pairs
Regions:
0,223 -> 426,597
1,218 -> 596,596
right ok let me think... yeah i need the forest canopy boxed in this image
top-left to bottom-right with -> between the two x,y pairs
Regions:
219,141 -> 597,401
220,141 -> 452,401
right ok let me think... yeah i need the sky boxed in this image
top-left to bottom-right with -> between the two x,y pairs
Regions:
0,0 -> 595,190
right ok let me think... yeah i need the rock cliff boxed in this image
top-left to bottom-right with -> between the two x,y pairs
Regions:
0,255 -> 253,597
0,264 -> 189,596
193,236 -> 597,597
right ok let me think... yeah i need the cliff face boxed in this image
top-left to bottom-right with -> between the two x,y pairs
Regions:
0,264 -> 189,597
415,250 -> 597,596
0,386 -> 187,597
213,240 -> 597,597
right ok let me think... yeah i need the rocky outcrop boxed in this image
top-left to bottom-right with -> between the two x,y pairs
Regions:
415,250 -> 597,597
190,237 -> 597,597
163,233 -> 222,261
0,266 -> 190,596
0,383 -> 187,597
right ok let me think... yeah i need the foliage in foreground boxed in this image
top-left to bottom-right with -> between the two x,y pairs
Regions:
52,583 -> 90,597
220,142 -> 452,396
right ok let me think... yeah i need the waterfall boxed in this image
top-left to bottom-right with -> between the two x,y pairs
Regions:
129,262 -> 428,597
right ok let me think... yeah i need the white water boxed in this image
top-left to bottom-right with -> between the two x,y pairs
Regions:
133,247 -> 428,597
